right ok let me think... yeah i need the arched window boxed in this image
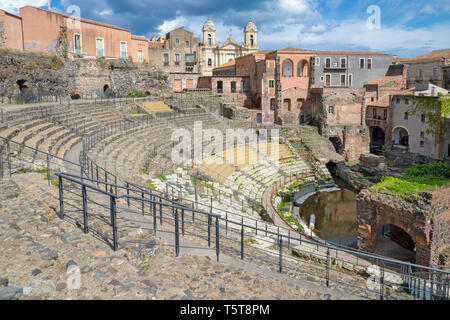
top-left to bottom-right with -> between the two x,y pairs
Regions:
250,35 -> 254,46
297,60 -> 308,77
282,59 -> 293,77
208,58 -> 212,67
207,34 -> 212,46
297,60 -> 303,77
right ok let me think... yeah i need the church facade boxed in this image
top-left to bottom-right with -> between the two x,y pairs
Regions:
200,18 -> 259,76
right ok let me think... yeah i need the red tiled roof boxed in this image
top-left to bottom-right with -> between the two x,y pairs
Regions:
131,35 -> 149,41
365,75 -> 403,86
403,49 -> 450,62
214,60 -> 236,69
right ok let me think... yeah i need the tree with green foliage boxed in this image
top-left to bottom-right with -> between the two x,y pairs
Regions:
410,94 -> 450,143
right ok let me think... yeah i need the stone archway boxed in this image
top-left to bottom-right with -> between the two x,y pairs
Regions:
329,136 -> 343,154
357,189 -> 433,266
376,224 -> 416,263
16,79 -> 31,90
392,126 -> 409,149
70,91 -> 82,100
370,126 -> 385,154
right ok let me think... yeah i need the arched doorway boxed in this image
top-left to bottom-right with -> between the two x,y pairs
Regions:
376,224 -> 416,263
370,126 -> 385,154
70,91 -> 82,100
329,136 -> 343,154
16,79 -> 31,91
282,59 -> 293,77
393,127 -> 409,149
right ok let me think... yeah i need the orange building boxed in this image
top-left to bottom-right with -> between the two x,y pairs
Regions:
1,6 -> 149,64
0,9 -> 24,50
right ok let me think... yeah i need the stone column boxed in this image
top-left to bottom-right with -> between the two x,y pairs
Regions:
274,56 -> 282,125
0,22 -> 5,49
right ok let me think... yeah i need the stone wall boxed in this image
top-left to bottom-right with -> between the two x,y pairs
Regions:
357,187 -> 450,267
0,50 -> 170,98
322,124 -> 370,162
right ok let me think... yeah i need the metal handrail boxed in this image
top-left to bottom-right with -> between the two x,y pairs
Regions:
54,171 -> 449,300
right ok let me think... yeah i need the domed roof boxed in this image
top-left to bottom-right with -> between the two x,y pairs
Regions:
202,18 -> 216,32
244,18 -> 257,32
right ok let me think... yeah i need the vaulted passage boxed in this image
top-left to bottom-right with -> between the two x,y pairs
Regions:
17,79 -> 31,91
369,126 -> 385,154
376,224 -> 416,263
329,136 -> 343,154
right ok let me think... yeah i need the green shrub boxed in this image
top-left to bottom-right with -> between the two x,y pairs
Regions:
371,162 -> 450,198
156,173 -> 167,181
146,179 -> 156,189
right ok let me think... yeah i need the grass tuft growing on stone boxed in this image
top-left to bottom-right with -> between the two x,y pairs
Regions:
371,162 -> 450,198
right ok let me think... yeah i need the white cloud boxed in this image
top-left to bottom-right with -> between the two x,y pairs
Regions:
278,0 -> 318,15
0,0 -> 49,14
420,4 -> 438,15
96,9 -> 113,16
299,19 -> 450,52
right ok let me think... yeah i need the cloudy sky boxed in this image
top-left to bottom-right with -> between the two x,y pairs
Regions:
1,0 -> 449,57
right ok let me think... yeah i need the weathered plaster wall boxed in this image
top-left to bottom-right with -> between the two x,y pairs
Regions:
357,187 -> 450,267
0,50 -> 169,97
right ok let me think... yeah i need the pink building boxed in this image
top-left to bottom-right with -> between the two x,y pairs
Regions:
1,6 -> 149,64
0,9 -> 24,50
213,47 -> 315,124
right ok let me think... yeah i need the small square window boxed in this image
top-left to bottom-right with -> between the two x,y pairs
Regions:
396,98 -> 400,103
420,131 -> 425,138
405,98 -> 409,105
329,106 -> 334,115
420,141 -> 424,148
269,80 -> 275,88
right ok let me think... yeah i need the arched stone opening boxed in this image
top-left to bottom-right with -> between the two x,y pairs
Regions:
297,60 -> 308,77
393,126 -> 409,149
370,126 -> 385,154
329,136 -> 343,154
282,59 -> 293,77
376,224 -> 416,263
103,84 -> 110,92
70,91 -> 82,100
16,79 -> 31,91
326,161 -> 338,175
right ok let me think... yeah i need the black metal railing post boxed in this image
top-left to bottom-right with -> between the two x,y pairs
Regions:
181,209 -> 185,236
240,217 -> 244,260
208,215 -> 212,248
110,191 -> 118,251
46,154 -> 50,186
326,248 -> 330,287
380,263 -> 385,300
159,197 -> 163,225
58,176 -> 64,219
215,217 -> 220,262
81,185 -> 88,234
175,207 -> 180,257
141,192 -> 145,216
7,142 -> 11,177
